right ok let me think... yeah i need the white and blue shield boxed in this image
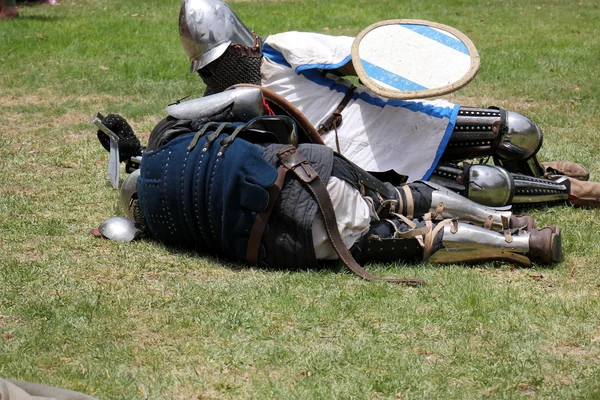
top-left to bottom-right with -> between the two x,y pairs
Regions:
352,19 -> 480,100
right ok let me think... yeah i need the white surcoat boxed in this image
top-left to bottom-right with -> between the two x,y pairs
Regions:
261,31 -> 459,182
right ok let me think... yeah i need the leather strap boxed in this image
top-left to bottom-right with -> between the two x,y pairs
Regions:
317,85 -> 356,136
483,215 -> 494,230
502,215 -> 513,243
276,145 -> 424,286
394,186 -> 404,215
424,219 -> 451,260
246,165 -> 288,265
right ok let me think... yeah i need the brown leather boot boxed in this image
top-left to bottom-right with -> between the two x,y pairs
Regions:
527,226 -> 562,264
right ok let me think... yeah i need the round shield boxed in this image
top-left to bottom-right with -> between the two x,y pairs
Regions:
351,19 -> 480,100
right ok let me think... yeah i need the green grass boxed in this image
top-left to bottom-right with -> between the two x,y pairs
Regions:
1,0 -> 600,398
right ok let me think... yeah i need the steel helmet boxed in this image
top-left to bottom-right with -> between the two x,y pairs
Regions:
179,0 -> 255,72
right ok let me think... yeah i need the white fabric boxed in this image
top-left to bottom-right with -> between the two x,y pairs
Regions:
359,24 -> 473,90
263,31 -> 353,71
262,31 -> 460,182
312,177 -> 372,260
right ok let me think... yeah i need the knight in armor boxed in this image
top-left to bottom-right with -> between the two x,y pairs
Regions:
176,0 -> 600,209
94,87 -> 562,284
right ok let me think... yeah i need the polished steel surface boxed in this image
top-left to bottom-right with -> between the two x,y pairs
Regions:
98,216 -> 142,242
429,222 -> 530,265
179,0 -> 254,72
424,181 -> 513,230
166,87 -> 264,121
466,164 -> 515,207
120,169 -> 140,220
496,111 -> 543,161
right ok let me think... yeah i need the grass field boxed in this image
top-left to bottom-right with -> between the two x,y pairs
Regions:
1,0 -> 600,398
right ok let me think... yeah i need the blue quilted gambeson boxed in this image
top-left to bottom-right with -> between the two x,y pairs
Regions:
137,123 -> 278,262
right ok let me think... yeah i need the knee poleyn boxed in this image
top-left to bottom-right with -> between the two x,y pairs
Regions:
496,111 -> 543,162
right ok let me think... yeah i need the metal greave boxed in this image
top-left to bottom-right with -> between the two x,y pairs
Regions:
423,181 -> 513,230
428,222 -> 531,266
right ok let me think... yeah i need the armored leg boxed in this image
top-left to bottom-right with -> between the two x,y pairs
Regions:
353,216 -> 561,267
422,181 -> 534,230
378,181 -> 536,231
428,222 -> 562,266
429,162 -> 571,207
442,106 -> 545,177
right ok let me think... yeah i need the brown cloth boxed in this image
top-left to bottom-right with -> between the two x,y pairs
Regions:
542,160 -> 590,181
541,161 -> 600,207
566,178 -> 600,208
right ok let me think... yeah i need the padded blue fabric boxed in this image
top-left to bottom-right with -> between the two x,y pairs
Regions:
137,123 -> 278,262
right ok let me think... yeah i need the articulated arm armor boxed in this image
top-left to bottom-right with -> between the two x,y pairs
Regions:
165,86 -> 265,122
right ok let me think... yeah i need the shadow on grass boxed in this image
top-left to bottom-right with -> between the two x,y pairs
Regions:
149,239 -> 558,282
161,241 -> 340,274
